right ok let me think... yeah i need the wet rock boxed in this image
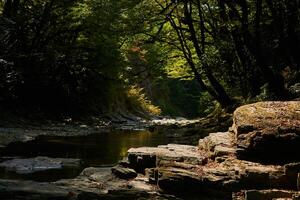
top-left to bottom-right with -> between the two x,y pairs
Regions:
0,156 -> 81,174
111,166 -> 137,179
232,101 -> 300,163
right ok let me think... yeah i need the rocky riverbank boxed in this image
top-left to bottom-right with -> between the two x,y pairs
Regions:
123,101 -> 300,199
0,101 -> 298,199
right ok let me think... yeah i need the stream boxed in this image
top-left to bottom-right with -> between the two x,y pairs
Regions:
0,130 -> 174,182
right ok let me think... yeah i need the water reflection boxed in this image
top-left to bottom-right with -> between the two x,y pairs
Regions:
0,130 -> 172,181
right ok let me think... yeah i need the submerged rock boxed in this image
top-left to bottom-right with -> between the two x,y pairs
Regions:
0,156 -> 81,174
232,101 -> 300,163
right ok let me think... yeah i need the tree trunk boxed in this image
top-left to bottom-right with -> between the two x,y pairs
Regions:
183,2 -> 233,108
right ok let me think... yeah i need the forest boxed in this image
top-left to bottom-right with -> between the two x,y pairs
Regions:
0,1 -> 300,200
0,0 -> 299,119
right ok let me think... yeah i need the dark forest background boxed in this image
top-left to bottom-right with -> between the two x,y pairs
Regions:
0,0 -> 299,119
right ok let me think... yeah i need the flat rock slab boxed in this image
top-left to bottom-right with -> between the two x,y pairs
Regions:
128,144 -> 206,172
232,101 -> 300,162
0,156 -> 81,174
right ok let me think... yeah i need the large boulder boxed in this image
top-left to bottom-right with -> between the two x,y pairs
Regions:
233,101 -> 300,163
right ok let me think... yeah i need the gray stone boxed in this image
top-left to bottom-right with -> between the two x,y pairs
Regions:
0,156 -> 81,174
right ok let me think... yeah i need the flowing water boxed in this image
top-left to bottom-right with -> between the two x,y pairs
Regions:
0,130 -> 173,182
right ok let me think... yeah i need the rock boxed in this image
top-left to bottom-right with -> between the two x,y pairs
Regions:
199,132 -> 236,158
55,167 -> 127,194
201,158 -> 288,191
127,175 -> 156,191
0,179 -> 75,200
0,169 -> 169,200
156,144 -> 206,166
128,147 -> 158,172
56,167 -> 176,199
284,162 -> 300,190
111,166 -> 137,179
232,101 -> 300,163
128,144 -> 206,172
214,146 -> 236,157
0,156 -> 81,174
233,189 -> 300,200
145,168 -> 158,184
157,167 -> 202,195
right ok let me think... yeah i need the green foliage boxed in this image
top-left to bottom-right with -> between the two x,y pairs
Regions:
1,0 -> 299,118
126,86 -> 161,115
